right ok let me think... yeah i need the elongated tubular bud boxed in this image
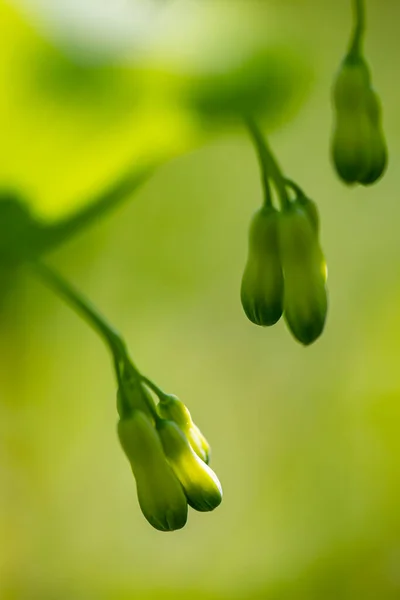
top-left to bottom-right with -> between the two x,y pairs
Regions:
157,395 -> 211,464
279,206 -> 328,345
118,411 -> 188,531
285,180 -> 320,234
157,420 -> 222,512
358,88 -> 387,185
333,55 -> 371,111
241,206 -> 284,326
332,112 -> 374,184
296,195 -> 319,234
331,55 -> 375,184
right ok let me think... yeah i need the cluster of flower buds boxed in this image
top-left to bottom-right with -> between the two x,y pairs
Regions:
332,53 -> 387,185
331,0 -> 387,188
117,382 -> 222,532
241,180 -> 328,346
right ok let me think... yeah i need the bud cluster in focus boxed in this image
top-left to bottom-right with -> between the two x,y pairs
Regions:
117,379 -> 222,532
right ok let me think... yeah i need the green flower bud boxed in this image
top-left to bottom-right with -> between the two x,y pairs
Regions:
333,55 -> 371,112
118,411 -> 188,531
157,395 -> 211,464
332,55 -> 387,185
241,206 -> 284,326
332,56 -> 371,184
291,193 -> 320,234
279,206 -> 328,345
332,109 -> 372,183
157,420 -> 223,512
285,180 -> 320,234
357,88 -> 387,185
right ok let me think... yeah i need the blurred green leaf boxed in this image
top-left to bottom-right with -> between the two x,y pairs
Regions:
0,1 -> 311,223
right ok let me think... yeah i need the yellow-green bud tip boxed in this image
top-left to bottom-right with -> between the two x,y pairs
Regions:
157,396 -> 211,464
157,420 -> 223,513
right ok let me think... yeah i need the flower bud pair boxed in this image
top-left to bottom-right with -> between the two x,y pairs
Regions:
240,206 -> 284,326
157,395 -> 211,464
118,410 -> 188,532
240,196 -> 327,345
332,55 -> 387,185
279,204 -> 328,345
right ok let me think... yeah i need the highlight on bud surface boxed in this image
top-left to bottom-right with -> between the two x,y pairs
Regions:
157,419 -> 223,512
279,205 -> 328,345
331,55 -> 387,186
118,411 -> 188,532
157,395 -> 211,464
241,206 -> 284,326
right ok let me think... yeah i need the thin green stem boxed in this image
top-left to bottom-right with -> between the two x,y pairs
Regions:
348,0 -> 365,57
244,116 -> 290,211
31,260 -> 126,361
31,260 -> 159,420
285,178 -> 306,199
37,164 -> 154,255
140,375 -> 170,402
244,117 -> 273,208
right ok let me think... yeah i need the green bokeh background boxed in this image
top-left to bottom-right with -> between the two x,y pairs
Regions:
1,1 -> 400,598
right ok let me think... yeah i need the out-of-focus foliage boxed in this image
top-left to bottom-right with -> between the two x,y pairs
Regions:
1,1 -> 400,599
0,0 -> 309,221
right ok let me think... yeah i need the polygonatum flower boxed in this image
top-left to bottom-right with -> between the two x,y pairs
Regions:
157,394 -> 211,464
279,204 -> 328,345
240,206 -> 284,327
118,410 -> 188,531
332,54 -> 387,185
157,419 -> 223,512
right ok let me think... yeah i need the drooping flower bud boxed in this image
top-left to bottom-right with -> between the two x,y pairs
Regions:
118,411 -> 188,531
331,55 -> 387,185
240,206 -> 284,326
332,56 -> 371,183
296,195 -> 319,235
357,87 -> 387,185
157,395 -> 211,464
279,205 -> 328,345
157,419 -> 222,512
